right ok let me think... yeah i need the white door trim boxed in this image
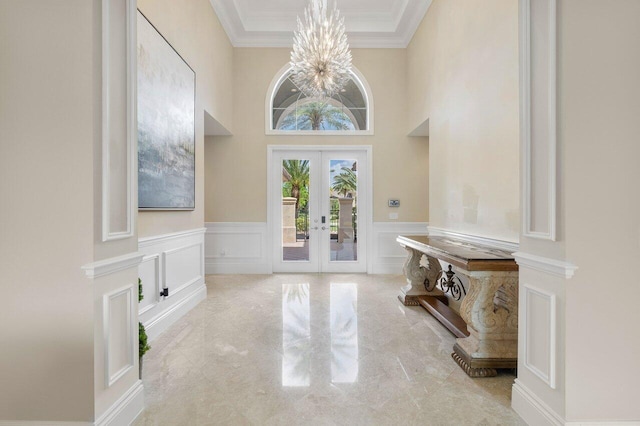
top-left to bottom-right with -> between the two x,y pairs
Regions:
267,145 -> 373,274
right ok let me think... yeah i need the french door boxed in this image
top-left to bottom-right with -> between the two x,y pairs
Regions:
270,148 -> 369,273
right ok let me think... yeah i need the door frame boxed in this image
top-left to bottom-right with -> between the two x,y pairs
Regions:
267,145 -> 373,274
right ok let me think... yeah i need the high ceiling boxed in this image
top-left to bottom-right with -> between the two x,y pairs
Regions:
208,0 -> 432,48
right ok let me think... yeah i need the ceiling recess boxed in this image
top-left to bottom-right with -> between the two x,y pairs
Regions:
208,0 -> 432,48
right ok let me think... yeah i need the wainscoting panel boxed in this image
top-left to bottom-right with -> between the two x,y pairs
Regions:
82,251 -> 143,425
163,242 -> 204,298
104,286 -> 135,388
205,222 -> 270,274
370,222 -> 428,274
138,254 -> 160,315
138,228 -> 206,341
524,284 -> 556,389
512,251 -> 573,425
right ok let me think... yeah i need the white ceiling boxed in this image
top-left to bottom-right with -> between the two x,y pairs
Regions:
208,0 -> 432,48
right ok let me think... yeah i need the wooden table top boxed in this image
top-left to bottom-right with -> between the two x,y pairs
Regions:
397,235 -> 518,272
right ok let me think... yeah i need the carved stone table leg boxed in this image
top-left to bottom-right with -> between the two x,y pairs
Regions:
452,270 -> 519,377
398,246 -> 444,306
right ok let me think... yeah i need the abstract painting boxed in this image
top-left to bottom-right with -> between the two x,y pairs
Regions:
137,11 -> 195,210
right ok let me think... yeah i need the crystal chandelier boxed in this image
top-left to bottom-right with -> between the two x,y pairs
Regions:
290,0 -> 352,99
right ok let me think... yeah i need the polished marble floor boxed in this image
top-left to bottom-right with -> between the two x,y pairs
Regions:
134,274 -> 524,426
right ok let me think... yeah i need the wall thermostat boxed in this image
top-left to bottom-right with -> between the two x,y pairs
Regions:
388,199 -> 400,207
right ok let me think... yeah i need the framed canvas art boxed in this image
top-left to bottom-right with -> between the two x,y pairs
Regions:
137,10 -> 196,210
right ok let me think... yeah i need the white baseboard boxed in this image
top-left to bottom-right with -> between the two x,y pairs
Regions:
143,283 -> 207,342
0,382 -> 143,426
370,222 -> 428,274
512,379 -> 564,426
95,380 -> 144,426
566,423 -> 640,425
0,422 -> 90,426
204,222 -> 271,274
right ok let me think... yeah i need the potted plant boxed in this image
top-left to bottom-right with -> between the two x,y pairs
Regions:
138,278 -> 151,379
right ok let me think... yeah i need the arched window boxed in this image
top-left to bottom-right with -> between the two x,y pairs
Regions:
266,65 -> 374,135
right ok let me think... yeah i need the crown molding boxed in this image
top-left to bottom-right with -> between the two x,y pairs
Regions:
208,0 -> 432,48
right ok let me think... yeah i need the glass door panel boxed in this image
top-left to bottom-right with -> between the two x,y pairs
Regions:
273,151 -> 320,273
321,151 -> 366,273
281,159 -> 310,263
328,159 -> 358,262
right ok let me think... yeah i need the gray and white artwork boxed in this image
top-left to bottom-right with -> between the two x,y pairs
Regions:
137,11 -> 195,210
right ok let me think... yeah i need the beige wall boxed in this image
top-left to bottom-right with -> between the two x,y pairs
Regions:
408,0 -> 520,242
0,0 -> 96,421
205,48 -> 429,223
137,0 -> 234,237
561,0 -> 640,420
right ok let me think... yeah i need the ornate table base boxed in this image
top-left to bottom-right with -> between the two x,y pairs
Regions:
396,235 -> 519,378
453,270 -> 518,377
397,246 -> 445,306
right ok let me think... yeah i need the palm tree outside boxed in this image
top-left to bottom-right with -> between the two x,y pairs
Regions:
331,166 -> 357,198
279,101 -> 356,131
282,159 -> 310,213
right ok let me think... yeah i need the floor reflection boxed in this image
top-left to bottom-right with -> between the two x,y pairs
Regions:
281,282 -> 359,387
282,283 -> 311,387
330,283 -> 358,383
138,274 -> 522,425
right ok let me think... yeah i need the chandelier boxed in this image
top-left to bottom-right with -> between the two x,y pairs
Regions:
290,0 -> 352,99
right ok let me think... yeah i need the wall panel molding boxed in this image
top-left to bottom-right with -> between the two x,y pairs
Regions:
138,254 -> 160,315
371,222 -> 428,274
101,0 -> 137,241
205,222 -> 270,274
138,228 -> 206,341
103,285 -> 136,388
162,242 -> 204,298
513,251 -> 577,279
523,284 -> 557,389
520,0 -> 557,240
139,227 -> 207,248
82,252 -> 144,279
204,222 -> 430,275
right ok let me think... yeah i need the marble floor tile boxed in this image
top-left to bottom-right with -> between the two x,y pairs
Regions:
134,274 -> 525,426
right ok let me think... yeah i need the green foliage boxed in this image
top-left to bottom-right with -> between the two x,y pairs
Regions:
279,101 -> 355,131
139,322 -> 151,358
282,159 -> 310,213
332,167 -> 357,197
138,278 -> 150,358
296,214 -> 307,233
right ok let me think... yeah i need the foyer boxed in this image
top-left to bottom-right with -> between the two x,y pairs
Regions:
2,0 -> 639,425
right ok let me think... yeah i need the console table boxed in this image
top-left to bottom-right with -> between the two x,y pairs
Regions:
397,235 -> 518,377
